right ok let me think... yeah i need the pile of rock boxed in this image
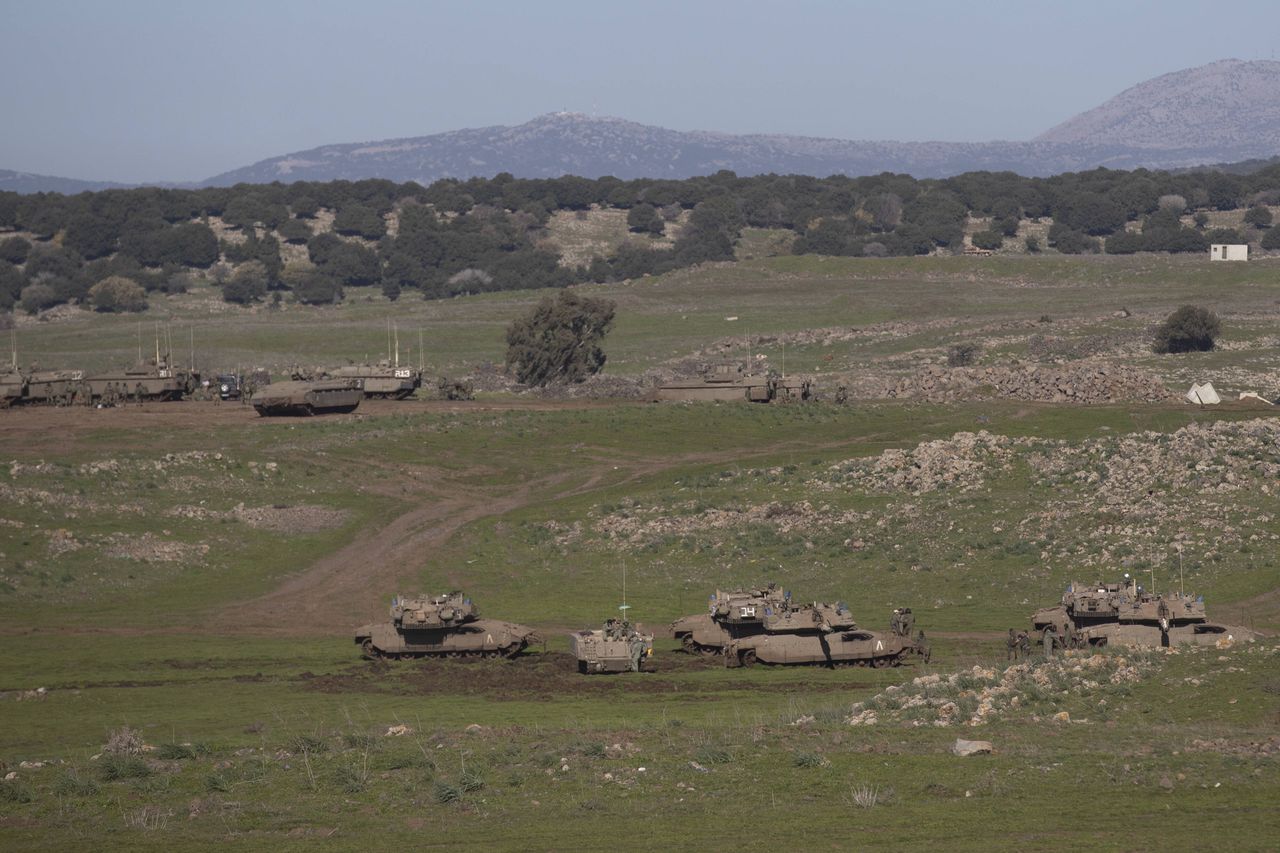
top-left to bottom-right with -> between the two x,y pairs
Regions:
886,362 -> 1174,404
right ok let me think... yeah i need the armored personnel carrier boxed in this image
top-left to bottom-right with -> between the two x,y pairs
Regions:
569,618 -> 654,674
321,361 -> 421,399
86,356 -> 196,402
672,585 -> 790,654
354,592 -> 540,660
655,361 -> 811,403
252,378 -> 363,416
1031,575 -> 1260,648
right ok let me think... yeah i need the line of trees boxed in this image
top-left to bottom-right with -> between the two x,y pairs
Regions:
2,161 -> 1279,316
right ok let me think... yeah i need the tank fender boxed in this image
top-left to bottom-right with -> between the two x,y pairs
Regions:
371,623 -> 406,654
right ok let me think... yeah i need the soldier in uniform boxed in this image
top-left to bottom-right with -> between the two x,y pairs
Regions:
1016,630 -> 1030,658
134,382 -> 144,406
628,628 -> 646,672
1007,628 -> 1019,661
1043,623 -> 1058,658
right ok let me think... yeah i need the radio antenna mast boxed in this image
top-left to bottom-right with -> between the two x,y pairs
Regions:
393,322 -> 400,368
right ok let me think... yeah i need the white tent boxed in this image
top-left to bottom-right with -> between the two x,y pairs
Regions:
1185,382 -> 1221,405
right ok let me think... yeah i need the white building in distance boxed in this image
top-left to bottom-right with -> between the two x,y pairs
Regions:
1210,244 -> 1248,261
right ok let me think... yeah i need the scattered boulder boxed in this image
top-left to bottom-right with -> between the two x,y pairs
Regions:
952,739 -> 994,757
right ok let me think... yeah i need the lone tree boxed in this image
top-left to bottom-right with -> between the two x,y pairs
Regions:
505,290 -> 615,385
1152,305 -> 1220,354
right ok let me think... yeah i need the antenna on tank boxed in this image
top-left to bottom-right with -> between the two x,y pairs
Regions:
418,329 -> 424,372
189,326 -> 195,372
386,319 -> 392,363
9,328 -> 16,371
1149,567 -> 1156,596
137,322 -> 143,362
619,557 -> 630,618
393,322 -> 400,368
1178,546 -> 1184,596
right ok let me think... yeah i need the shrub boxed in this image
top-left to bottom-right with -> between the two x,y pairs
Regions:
947,343 -> 980,367
0,779 -> 33,803
221,261 -> 268,304
1152,305 -> 1220,354
1024,235 -> 1041,253
1261,227 -> 1280,250
0,236 -> 31,265
89,275 -> 148,313
53,769 -> 99,797
99,754 -> 151,781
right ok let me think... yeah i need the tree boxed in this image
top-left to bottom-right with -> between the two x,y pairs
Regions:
1242,205 -> 1273,229
19,282 -> 59,314
1152,305 -> 1219,354
332,204 -> 386,239
88,276 -> 148,312
504,289 -> 615,386
971,230 -> 1004,251
0,236 -> 31,265
221,261 -> 268,304
278,218 -> 312,244
627,203 -> 665,235
64,214 -> 118,260
1261,226 -> 1280,251
292,271 -> 344,305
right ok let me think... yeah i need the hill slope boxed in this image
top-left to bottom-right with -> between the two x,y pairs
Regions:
1037,59 -> 1280,150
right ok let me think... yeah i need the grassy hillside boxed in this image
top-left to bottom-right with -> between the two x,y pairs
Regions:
2,253 -> 1279,848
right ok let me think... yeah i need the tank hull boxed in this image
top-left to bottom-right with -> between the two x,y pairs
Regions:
253,380 -> 363,416
22,370 -> 87,404
726,630 -> 920,667
354,618 -> 538,659
1076,622 -> 1261,648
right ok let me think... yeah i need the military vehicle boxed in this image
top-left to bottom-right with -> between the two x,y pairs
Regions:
354,592 -> 540,660
215,373 -> 242,401
0,365 -> 26,408
674,585 -> 925,667
24,368 -> 88,404
672,585 -> 790,654
320,361 -> 422,399
1031,575 -> 1260,648
723,599 -> 926,667
86,356 -> 197,402
252,378 -> 363,416
655,361 -> 811,403
569,618 -> 654,674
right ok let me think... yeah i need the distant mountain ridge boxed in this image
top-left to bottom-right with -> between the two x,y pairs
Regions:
6,59 -> 1280,193
0,169 -> 134,194
1037,59 -> 1280,149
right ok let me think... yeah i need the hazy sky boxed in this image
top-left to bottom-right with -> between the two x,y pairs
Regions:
3,0 -> 1278,182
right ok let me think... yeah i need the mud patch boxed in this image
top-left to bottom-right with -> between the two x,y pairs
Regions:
306,652 -> 875,699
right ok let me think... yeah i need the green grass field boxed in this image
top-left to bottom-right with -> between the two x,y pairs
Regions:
3,254 -> 1280,849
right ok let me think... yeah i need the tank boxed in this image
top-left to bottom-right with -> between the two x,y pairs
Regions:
674,585 -> 925,667
354,592 -> 540,660
252,378 -> 363,416
655,361 -> 811,403
1030,575 -> 1260,648
86,356 -> 196,402
320,361 -> 422,399
0,365 -> 26,407
569,618 -> 654,674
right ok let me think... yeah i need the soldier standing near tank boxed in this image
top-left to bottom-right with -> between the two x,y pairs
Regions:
629,630 -> 645,672
1043,623 -> 1058,658
134,381 -> 144,406
1017,630 -> 1030,658
1007,628 -> 1018,661
241,374 -> 256,404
